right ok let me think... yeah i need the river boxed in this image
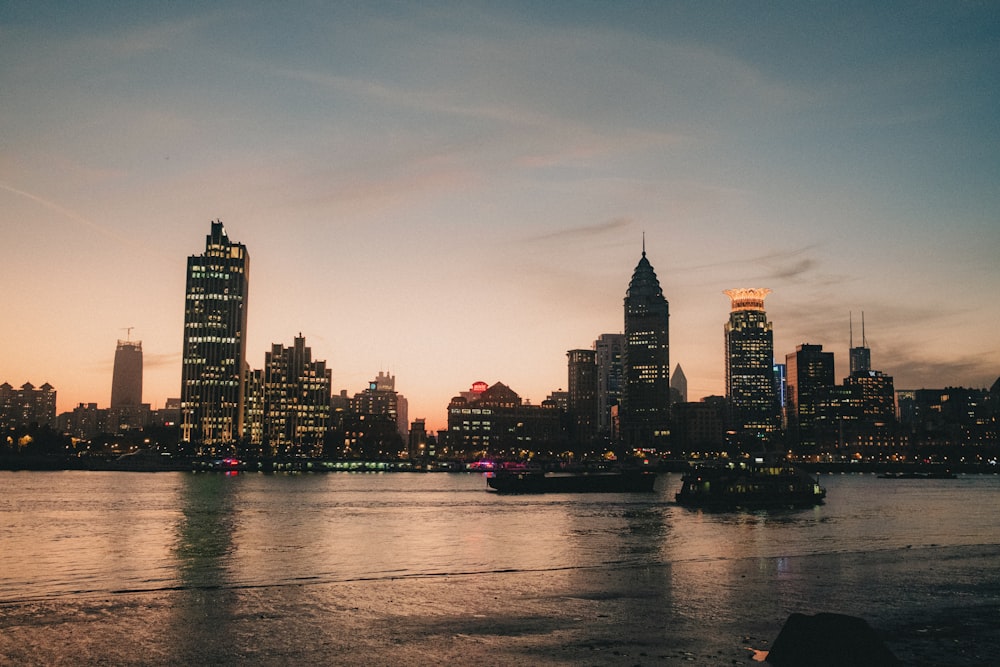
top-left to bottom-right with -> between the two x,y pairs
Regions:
1,471 -> 998,665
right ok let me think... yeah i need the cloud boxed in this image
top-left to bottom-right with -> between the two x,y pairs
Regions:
144,352 -> 182,370
523,217 -> 633,243
0,181 -> 172,261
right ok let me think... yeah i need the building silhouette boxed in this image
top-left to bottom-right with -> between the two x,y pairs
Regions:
724,288 -> 780,444
621,246 -> 671,451
180,221 -> 249,452
111,339 -> 143,408
109,338 -> 148,432
670,363 -> 688,403
567,349 -> 598,447
785,344 -> 834,449
593,333 -> 624,439
849,312 -> 872,375
838,317 -> 895,447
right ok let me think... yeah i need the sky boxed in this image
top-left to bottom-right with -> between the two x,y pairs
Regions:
2,1 -> 998,432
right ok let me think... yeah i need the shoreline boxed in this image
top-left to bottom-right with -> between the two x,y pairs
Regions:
2,456 -> 997,476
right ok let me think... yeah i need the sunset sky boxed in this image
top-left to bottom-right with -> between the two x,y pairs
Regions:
2,2 -> 998,431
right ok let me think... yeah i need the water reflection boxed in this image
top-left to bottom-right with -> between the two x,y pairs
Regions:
174,473 -> 239,586
168,472 -> 241,663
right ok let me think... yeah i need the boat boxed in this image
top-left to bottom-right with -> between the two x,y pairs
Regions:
675,458 -> 826,509
877,470 -> 957,480
486,468 -> 657,494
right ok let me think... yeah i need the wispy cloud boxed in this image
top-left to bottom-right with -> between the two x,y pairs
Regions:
0,181 -> 172,261
523,217 -> 633,243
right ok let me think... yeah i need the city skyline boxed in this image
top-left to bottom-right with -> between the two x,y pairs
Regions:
3,2 -> 998,432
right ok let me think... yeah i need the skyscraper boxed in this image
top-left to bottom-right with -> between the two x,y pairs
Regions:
593,333 -> 624,438
567,348 -> 598,446
261,334 -> 332,457
785,343 -> 834,449
842,316 -> 895,440
180,221 -> 249,452
111,338 -> 143,408
670,363 -> 688,403
621,245 -> 670,450
724,288 -> 780,443
110,337 -> 147,432
849,312 -> 872,375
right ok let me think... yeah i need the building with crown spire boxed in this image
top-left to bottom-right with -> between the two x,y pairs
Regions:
724,288 -> 780,444
180,221 -> 249,453
621,245 -> 670,451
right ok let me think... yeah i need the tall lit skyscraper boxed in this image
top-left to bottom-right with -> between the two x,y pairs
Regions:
724,288 -> 779,442
785,343 -> 834,449
262,334 -> 332,457
181,221 -> 249,451
621,245 -> 670,450
111,338 -> 143,408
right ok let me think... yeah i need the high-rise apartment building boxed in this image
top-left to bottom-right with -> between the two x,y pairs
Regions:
621,246 -> 671,450
567,349 -> 598,446
261,334 -> 332,457
593,333 -> 624,437
724,288 -> 780,442
180,221 -> 249,452
785,344 -> 834,449
111,339 -> 143,408
0,381 -> 56,429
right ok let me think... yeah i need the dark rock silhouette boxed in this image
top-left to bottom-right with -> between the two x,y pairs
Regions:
766,612 -> 901,666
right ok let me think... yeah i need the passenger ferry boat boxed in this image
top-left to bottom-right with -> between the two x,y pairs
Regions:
675,457 -> 826,509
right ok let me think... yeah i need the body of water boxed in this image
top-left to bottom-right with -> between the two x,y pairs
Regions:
1,471 -> 998,665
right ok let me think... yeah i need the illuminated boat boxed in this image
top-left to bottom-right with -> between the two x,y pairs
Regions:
486,469 -> 657,494
675,459 -> 825,509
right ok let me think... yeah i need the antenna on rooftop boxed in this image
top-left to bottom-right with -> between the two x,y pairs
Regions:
122,326 -> 134,341
861,311 -> 867,348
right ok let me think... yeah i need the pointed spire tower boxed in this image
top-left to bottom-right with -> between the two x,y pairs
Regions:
621,241 -> 671,451
849,311 -> 872,375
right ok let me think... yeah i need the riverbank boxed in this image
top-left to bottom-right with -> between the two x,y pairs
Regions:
2,544 -> 997,666
2,454 -> 998,476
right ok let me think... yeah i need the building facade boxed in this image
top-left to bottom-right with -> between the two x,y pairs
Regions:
621,248 -> 671,451
785,344 -> 835,450
446,382 -> 563,459
567,349 -> 598,447
180,221 -> 250,452
593,333 -> 624,439
724,288 -> 780,443
0,382 -> 57,430
260,334 -> 332,457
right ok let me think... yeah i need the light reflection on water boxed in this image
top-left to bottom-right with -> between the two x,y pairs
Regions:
0,470 -> 998,602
